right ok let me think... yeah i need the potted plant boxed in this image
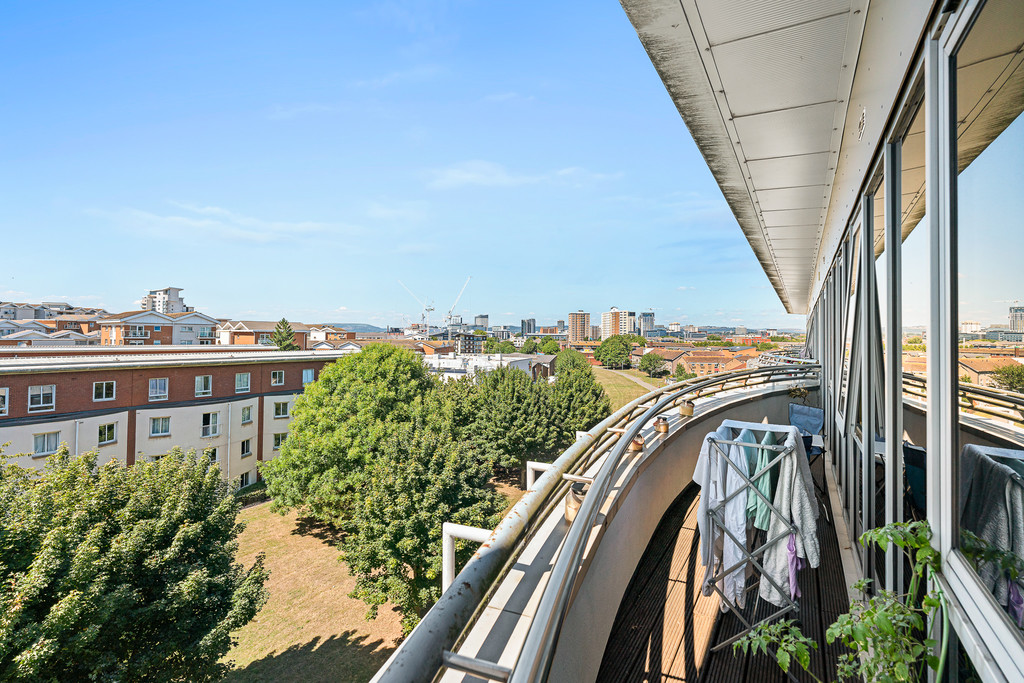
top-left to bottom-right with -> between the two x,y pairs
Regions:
734,521 -> 949,682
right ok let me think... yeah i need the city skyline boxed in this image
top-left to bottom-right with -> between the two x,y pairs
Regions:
1,2 -> 806,330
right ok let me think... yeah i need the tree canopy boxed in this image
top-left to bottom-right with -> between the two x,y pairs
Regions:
638,352 -> 667,377
260,344 -> 435,526
540,339 -> 561,355
520,338 -> 539,354
0,447 -> 268,681
594,335 -> 633,368
497,340 -> 516,354
343,413 -> 504,635
553,350 -> 611,446
674,364 -> 698,381
271,318 -> 300,350
469,366 -> 556,474
484,338 -> 498,353
992,364 -> 1024,394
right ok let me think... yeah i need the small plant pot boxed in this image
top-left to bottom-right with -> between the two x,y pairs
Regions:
565,481 -> 589,523
679,400 -> 695,417
628,435 -> 645,452
654,416 -> 669,434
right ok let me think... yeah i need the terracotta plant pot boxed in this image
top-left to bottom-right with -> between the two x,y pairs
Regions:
565,481 -> 589,523
679,400 -> 695,417
654,416 -> 669,433
628,435 -> 645,452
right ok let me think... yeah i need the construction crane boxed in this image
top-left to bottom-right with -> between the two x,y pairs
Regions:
444,276 -> 471,328
398,280 -> 435,330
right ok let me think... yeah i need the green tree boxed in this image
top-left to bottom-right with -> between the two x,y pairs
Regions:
552,350 -> 611,447
271,318 -> 300,350
484,338 -> 498,353
521,338 -> 539,354
992,363 -> 1024,393
472,329 -> 486,336
497,340 -> 516,354
0,446 -> 268,682
674,365 -> 697,381
540,339 -> 561,355
470,367 -> 556,475
261,344 -> 434,526
343,413 -> 504,635
594,335 -> 633,368
756,341 -> 779,351
707,334 -> 722,341
639,352 -> 667,377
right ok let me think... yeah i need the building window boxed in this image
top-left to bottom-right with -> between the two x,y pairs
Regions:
258,333 -> 272,345
28,385 -> 55,412
241,405 -> 252,424
181,340 -> 193,345
149,378 -> 168,401
302,368 -> 314,384
240,471 -> 251,488
235,372 -> 250,393
153,341 -> 161,345
180,326 -> 193,332
0,387 -> 7,416
93,381 -> 116,401
98,423 -> 116,445
206,446 -> 218,460
33,431 -> 60,456
241,439 -> 252,457
273,433 -> 286,450
150,417 -> 170,437
201,412 -> 220,438
273,401 -> 289,418
195,375 -> 212,397
271,370 -> 284,386
153,325 -> 161,332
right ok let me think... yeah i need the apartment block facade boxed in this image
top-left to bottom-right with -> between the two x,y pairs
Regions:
138,287 -> 193,314
0,350 -> 348,486
218,320 -> 311,349
568,311 -> 590,343
600,307 -> 636,340
100,311 -> 220,346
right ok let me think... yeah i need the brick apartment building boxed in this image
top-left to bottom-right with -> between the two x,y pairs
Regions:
568,311 -> 590,343
100,311 -> 221,346
0,350 -> 350,487
217,320 -> 312,349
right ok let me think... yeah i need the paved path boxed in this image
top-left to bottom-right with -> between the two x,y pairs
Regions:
611,370 -> 660,392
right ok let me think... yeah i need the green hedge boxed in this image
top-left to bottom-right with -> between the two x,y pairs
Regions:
235,479 -> 269,507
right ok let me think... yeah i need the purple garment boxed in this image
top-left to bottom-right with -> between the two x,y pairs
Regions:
1008,579 -> 1024,628
787,534 -> 804,600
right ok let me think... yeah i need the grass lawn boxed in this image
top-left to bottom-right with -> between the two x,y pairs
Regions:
617,368 -> 670,388
592,367 -> 650,411
224,503 -> 402,683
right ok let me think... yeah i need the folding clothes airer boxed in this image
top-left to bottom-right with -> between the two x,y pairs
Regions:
695,419 -> 821,652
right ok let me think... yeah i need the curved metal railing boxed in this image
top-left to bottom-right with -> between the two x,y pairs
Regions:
371,363 -> 820,683
902,372 -> 1024,430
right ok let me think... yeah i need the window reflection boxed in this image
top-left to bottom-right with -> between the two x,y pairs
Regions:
953,0 -> 1024,640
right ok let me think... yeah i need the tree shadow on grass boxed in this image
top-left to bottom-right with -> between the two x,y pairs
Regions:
224,630 -> 395,683
291,516 -> 345,546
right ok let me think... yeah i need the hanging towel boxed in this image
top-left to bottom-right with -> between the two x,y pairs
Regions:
695,425 -> 751,610
787,534 -> 804,600
749,430 -> 778,530
758,425 -> 820,607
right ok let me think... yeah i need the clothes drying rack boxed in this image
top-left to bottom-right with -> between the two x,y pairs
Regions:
705,425 -> 802,653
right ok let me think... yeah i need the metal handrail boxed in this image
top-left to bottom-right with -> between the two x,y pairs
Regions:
371,363 -> 819,683
508,363 -> 819,682
902,372 -> 1024,429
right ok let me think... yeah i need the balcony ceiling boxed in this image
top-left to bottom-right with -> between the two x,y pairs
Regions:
621,0 -> 868,314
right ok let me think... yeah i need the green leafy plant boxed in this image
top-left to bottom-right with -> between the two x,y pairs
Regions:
735,521 -> 949,683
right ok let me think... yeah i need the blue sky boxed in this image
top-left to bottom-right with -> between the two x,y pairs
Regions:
0,1 -> 807,330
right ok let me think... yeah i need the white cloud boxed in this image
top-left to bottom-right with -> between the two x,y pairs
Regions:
350,64 -> 443,88
427,161 -> 620,190
677,285 -> 697,291
90,202 -> 361,245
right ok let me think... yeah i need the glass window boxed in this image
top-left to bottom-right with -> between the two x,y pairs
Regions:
235,373 -> 250,393
241,438 -> 252,457
201,412 -> 220,437
33,431 -> 60,455
952,0 -> 1024,642
271,370 -> 284,386
28,385 -> 55,412
302,368 -> 314,384
195,375 -> 212,397
273,433 -> 286,450
240,471 -> 251,488
241,405 -> 252,423
98,423 -> 116,445
150,416 -> 170,437
0,387 -> 7,416
274,401 -> 289,418
93,381 -> 115,401
149,378 -> 168,401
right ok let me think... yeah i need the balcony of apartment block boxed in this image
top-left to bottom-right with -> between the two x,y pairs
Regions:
196,330 -> 216,338
368,359 -> 1024,683
123,329 -> 150,339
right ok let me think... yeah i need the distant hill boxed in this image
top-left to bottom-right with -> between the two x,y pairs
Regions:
326,322 -> 384,333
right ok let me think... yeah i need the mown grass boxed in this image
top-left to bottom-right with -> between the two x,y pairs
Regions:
592,367 -> 650,411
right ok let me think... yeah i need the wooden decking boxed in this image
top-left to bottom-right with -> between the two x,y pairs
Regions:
597,455 -> 849,683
